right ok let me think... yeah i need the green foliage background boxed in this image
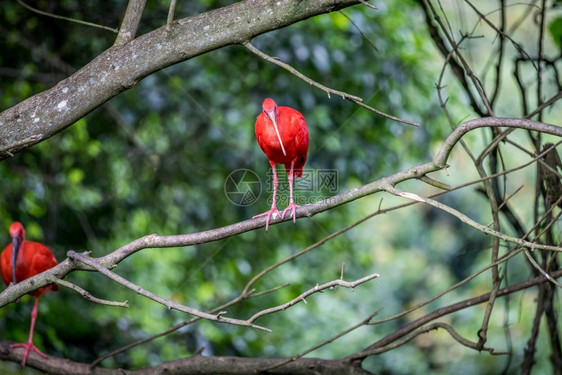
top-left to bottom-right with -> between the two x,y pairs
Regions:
0,1 -> 560,374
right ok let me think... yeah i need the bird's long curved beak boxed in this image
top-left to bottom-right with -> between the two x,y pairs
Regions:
268,112 -> 287,156
12,235 -> 20,285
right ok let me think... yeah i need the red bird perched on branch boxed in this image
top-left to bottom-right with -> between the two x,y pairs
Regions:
1,222 -> 58,366
253,98 -> 309,230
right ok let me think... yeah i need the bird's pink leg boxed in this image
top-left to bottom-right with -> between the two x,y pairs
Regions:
253,161 -> 281,231
11,295 -> 48,366
282,159 -> 300,222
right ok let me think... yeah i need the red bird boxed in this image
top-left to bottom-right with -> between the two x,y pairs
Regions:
253,98 -> 309,230
1,222 -> 58,366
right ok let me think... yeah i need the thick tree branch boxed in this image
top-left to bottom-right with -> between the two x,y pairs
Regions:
0,342 -> 374,375
0,0 -> 361,159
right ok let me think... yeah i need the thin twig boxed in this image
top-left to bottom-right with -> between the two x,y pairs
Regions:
384,185 -> 562,252
67,250 -> 271,331
425,0 -> 493,115
243,42 -> 419,127
50,278 -> 129,307
166,0 -> 178,31
262,309 -> 382,372
419,175 -> 451,190
358,0 -> 379,10
90,282 -> 290,368
527,90 -> 562,119
536,0 -> 547,122
429,322 -> 508,354
523,249 -> 562,288
348,268 -> 562,360
339,11 -> 378,51
248,273 -> 379,322
114,0 -> 147,46
17,0 -> 118,33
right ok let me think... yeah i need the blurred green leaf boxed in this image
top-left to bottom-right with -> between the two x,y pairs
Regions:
549,17 -> 562,48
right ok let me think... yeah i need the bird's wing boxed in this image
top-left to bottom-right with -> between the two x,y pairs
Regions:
0,245 -> 11,286
291,112 -> 308,177
295,113 -> 309,158
28,242 -> 58,276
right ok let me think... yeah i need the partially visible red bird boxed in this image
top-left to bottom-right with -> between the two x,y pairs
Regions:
253,98 -> 309,230
1,222 -> 58,366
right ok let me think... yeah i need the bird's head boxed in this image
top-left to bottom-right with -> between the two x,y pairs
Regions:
9,222 -> 25,285
262,98 -> 278,116
261,98 -> 286,156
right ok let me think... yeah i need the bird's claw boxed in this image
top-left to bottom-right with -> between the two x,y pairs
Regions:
11,342 -> 47,366
281,203 -> 300,223
253,207 -> 281,231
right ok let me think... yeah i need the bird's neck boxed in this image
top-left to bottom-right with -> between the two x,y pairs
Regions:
15,241 -> 27,268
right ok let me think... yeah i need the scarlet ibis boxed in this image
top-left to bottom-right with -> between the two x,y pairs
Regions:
253,98 -> 309,230
1,222 -> 58,366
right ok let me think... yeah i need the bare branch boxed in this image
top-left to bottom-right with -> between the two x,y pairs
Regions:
358,0 -> 379,10
523,249 -> 562,288
384,185 -> 562,252
418,0 -> 490,116
114,0 -> 147,46
247,273 -> 380,323
0,341 -> 375,375
349,268 -> 562,360
17,0 -> 118,33
427,322 -> 507,354
66,251 -> 271,331
263,309 -> 382,372
418,175 -> 451,190
166,0 -> 178,31
463,0 -> 537,71
536,0 -> 547,123
92,213 -> 388,367
527,90 -> 562,119
243,42 -> 420,127
50,278 -> 129,307
340,11 -> 378,51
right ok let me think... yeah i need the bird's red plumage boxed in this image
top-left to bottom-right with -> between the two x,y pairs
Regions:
1,222 -> 58,366
1,226 -> 58,297
253,98 -> 310,230
255,105 -> 309,177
